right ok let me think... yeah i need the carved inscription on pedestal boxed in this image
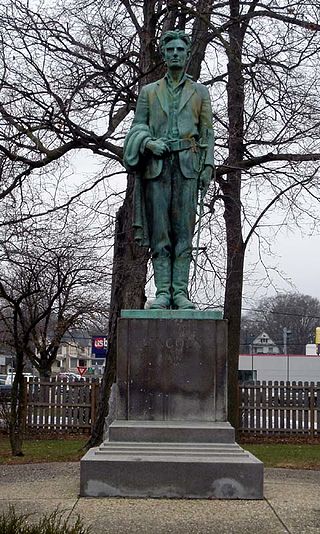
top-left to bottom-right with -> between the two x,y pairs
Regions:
117,318 -> 227,422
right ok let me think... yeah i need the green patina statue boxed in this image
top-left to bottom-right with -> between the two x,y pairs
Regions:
123,30 -> 214,309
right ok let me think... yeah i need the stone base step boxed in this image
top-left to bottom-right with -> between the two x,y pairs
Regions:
108,420 -> 235,443
80,439 -> 263,499
96,441 -> 247,460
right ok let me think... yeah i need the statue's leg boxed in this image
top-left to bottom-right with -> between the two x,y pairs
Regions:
172,258 -> 195,309
150,257 -> 172,309
171,157 -> 197,309
144,168 -> 172,309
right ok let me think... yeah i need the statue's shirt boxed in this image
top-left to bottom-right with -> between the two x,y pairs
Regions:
165,72 -> 190,140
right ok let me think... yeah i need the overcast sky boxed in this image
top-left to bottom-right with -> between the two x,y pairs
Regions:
272,233 -> 320,299
242,230 -> 320,310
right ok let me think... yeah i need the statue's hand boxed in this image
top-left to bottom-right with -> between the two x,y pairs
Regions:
146,139 -> 168,156
199,166 -> 212,195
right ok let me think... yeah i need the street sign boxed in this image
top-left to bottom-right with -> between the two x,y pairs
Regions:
77,366 -> 87,377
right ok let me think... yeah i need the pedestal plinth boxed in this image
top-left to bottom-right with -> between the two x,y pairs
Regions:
80,310 -> 263,499
117,311 -> 227,422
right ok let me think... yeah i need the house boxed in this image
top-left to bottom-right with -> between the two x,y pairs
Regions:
52,333 -> 107,376
53,338 -> 92,374
251,332 -> 280,355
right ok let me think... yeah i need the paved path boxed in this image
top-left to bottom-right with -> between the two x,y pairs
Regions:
1,463 -> 320,533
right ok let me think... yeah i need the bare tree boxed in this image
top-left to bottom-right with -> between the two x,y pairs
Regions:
0,213 -> 109,455
1,1 -> 320,443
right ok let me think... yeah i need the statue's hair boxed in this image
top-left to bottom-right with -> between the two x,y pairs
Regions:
159,30 -> 191,56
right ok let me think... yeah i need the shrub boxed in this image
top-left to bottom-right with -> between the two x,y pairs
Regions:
0,507 -> 91,534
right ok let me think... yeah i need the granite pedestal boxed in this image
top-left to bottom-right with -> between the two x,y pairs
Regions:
80,310 -> 263,499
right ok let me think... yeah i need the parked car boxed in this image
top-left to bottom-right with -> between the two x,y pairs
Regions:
57,372 -> 81,381
5,373 -> 34,386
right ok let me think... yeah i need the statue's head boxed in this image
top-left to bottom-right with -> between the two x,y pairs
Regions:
159,31 -> 191,57
159,30 -> 191,70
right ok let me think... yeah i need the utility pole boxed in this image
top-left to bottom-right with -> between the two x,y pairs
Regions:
283,327 -> 292,381
250,343 -> 253,376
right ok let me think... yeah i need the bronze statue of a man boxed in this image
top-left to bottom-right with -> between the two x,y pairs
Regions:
124,30 -> 214,309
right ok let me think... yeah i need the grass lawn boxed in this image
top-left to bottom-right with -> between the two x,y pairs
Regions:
243,443 -> 320,469
1,435 -> 320,469
0,436 -> 87,464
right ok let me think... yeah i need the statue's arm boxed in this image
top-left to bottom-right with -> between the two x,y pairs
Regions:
130,87 -> 151,153
132,87 -> 149,127
123,88 -> 153,169
132,87 -> 168,156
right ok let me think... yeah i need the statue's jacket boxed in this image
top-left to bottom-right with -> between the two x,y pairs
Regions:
123,76 -> 214,245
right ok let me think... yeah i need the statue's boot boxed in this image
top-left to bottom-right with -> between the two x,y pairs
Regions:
172,257 -> 195,309
150,257 -> 172,309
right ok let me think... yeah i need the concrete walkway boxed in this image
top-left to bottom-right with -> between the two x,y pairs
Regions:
0,463 -> 320,533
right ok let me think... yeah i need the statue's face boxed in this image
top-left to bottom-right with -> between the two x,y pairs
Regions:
163,38 -> 189,70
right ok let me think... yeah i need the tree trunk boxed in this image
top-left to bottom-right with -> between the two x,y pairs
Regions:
9,356 -> 27,456
86,175 -> 149,448
223,201 -> 245,431
38,354 -> 52,378
223,0 -> 245,431
189,0 -> 213,80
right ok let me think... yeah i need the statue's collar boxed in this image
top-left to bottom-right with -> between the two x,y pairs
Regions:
164,72 -> 192,88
